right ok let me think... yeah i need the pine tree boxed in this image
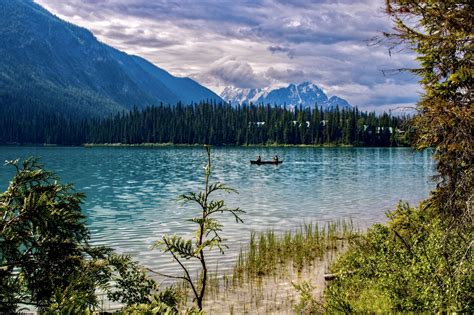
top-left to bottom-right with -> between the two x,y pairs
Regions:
385,0 -> 473,219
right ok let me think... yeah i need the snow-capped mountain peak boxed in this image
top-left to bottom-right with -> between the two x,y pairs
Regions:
221,82 -> 352,110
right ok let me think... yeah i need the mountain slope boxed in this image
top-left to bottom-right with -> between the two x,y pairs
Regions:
221,82 -> 352,110
0,0 -> 222,117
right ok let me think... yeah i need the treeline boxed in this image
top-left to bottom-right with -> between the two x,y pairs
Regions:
0,102 -> 411,146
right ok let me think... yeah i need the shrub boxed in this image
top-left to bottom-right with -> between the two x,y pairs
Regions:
324,202 -> 473,312
0,158 -> 176,313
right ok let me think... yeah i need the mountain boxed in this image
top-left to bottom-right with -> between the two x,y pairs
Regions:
221,82 -> 352,110
325,96 -> 352,110
0,0 -> 222,118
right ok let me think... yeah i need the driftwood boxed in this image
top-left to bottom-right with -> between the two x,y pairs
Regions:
324,270 -> 355,281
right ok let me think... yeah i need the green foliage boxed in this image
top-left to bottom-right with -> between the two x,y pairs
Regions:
106,254 -> 157,306
0,158 -> 94,311
154,145 -> 244,310
44,252 -> 165,313
324,202 -> 473,312
121,301 -> 176,315
119,288 -> 184,315
155,287 -> 181,310
323,2 -> 473,312
123,301 -> 203,315
293,281 -> 322,314
0,158 -> 177,313
384,0 -> 473,219
47,265 -> 101,314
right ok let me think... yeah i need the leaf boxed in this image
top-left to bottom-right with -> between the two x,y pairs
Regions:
155,235 -> 196,259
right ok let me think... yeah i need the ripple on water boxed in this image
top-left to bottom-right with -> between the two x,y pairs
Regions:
0,146 -> 434,274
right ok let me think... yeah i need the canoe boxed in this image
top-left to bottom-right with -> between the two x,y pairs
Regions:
250,160 -> 283,165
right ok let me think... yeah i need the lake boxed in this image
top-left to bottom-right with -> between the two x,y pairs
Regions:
0,146 -> 434,275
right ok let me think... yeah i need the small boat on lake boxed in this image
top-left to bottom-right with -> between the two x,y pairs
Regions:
250,160 -> 283,165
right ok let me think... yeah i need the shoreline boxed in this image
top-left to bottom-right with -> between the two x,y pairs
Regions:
0,142 -> 414,148
83,143 -> 356,148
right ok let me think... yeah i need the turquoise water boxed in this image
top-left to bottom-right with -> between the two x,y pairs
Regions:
0,146 -> 434,275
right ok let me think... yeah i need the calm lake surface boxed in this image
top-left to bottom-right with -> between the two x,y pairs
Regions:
0,146 -> 434,275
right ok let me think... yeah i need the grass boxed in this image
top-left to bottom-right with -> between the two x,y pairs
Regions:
231,220 -> 355,285
176,219 -> 357,313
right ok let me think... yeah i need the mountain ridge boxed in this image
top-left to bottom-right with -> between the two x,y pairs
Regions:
221,82 -> 353,110
0,0 -> 222,117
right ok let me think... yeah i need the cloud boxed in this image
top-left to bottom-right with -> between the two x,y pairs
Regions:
268,46 -> 295,59
324,81 -> 421,110
98,27 -> 179,48
265,67 -> 308,83
198,57 -> 269,89
34,0 -> 420,110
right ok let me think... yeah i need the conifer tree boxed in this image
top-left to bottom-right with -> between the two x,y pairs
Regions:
384,0 -> 473,219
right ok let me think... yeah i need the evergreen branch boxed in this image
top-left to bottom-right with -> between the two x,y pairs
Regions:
207,206 -> 245,219
207,182 -> 238,196
154,235 -> 196,259
160,237 -> 199,301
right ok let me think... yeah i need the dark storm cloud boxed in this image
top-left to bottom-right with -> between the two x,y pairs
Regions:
35,0 -> 420,110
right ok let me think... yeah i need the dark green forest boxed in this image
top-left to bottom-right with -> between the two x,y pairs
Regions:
0,102 -> 410,146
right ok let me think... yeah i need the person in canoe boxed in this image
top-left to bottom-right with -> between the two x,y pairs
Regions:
257,155 -> 262,163
273,155 -> 279,162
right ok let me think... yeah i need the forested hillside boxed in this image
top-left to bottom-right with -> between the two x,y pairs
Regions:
0,103 -> 410,146
0,0 -> 222,118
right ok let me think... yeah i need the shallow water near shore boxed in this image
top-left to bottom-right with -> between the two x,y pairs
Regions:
0,146 -> 434,275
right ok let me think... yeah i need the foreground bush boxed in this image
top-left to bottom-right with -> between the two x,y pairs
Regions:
324,202 -> 473,312
0,159 -> 177,313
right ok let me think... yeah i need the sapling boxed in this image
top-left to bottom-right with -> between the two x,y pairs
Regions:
154,145 -> 244,310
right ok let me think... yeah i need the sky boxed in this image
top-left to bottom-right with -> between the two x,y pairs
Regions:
34,0 -> 421,112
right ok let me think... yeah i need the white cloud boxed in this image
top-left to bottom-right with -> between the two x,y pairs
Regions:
197,57 -> 270,89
